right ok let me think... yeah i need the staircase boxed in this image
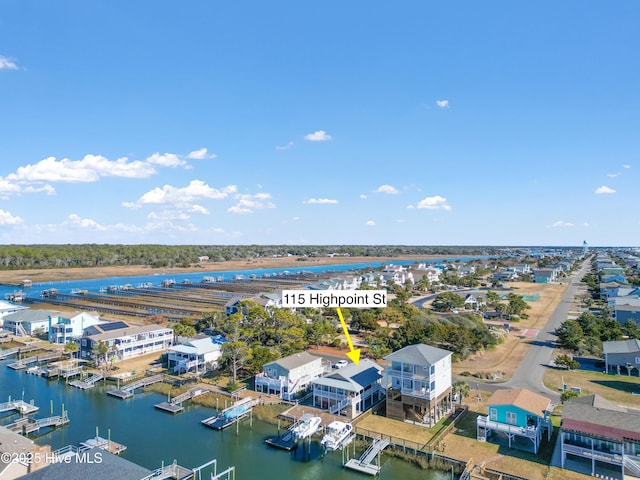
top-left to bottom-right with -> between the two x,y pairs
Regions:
330,397 -> 351,415
624,455 -> 640,477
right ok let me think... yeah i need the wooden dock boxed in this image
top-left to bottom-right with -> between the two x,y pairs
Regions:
80,436 -> 127,455
0,344 -> 41,360
155,386 -> 210,413
265,429 -> 298,451
69,372 -> 104,389
5,413 -> 70,435
7,350 -> 64,370
0,399 -> 39,415
344,437 -> 390,476
107,374 -> 164,399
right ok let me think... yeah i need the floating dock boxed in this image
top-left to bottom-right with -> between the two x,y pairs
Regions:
107,374 -> 164,399
69,372 -> 104,389
0,399 -> 39,415
80,436 -> 127,455
265,429 -> 297,451
155,387 -> 210,413
5,413 -> 70,435
344,437 -> 390,476
201,396 -> 259,430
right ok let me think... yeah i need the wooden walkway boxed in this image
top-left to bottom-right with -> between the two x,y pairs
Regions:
155,386 -> 211,413
0,399 -> 39,415
69,372 -> 104,389
107,374 -> 164,399
5,414 -> 70,435
344,437 -> 390,476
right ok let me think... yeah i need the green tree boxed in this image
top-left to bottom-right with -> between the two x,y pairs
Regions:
485,290 -> 502,309
64,341 -> 78,359
506,293 -> 530,316
222,341 -> 252,382
92,340 -> 109,366
554,354 -> 579,370
432,292 -> 465,312
555,320 -> 584,352
561,389 -> 580,403
452,379 -> 471,405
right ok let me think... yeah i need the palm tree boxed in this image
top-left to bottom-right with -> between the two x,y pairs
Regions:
64,341 -> 79,360
452,379 -> 471,405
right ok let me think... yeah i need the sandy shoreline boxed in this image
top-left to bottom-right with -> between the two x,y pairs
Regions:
0,254 -> 462,285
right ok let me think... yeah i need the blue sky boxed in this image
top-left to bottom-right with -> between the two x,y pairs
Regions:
1,2 -> 638,246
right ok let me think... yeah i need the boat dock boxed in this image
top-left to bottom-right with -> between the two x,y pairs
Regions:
201,396 -> 259,430
0,344 -> 41,360
69,372 -> 104,389
80,436 -> 127,455
106,374 -> 164,399
155,386 -> 211,413
7,350 -> 64,370
5,413 -> 70,435
344,437 -> 390,476
0,399 -> 39,415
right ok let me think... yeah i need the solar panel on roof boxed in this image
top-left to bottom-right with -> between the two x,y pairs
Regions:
99,321 -> 129,331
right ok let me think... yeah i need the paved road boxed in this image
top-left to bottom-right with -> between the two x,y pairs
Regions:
465,260 -> 592,404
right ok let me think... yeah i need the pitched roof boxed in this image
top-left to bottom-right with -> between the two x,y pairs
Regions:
385,343 -> 452,366
562,394 -> 640,442
266,351 -> 321,371
313,358 -> 383,392
487,388 -> 551,416
2,308 -> 57,323
602,338 -> 640,355
85,323 -> 172,341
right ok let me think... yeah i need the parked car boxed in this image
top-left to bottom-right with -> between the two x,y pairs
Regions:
334,360 -> 348,369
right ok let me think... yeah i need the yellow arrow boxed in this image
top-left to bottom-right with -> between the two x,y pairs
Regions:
336,308 -> 360,365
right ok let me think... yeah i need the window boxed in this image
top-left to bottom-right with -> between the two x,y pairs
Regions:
81,339 -> 86,346
635,357 -> 640,365
430,365 -> 435,375
490,408 -> 497,421
506,412 -> 517,425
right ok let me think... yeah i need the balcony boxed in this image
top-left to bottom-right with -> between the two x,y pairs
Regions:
562,443 -> 624,465
255,374 -> 285,389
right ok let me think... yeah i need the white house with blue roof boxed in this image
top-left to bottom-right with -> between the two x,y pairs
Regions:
384,343 -> 453,426
312,358 -> 383,419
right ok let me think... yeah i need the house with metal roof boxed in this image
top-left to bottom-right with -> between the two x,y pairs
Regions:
384,343 -> 453,426
0,425 -> 44,479
603,339 -> 640,376
477,388 -> 552,454
48,312 -> 104,345
168,336 -> 225,374
312,358 -> 383,419
255,351 -> 325,400
560,394 -> 640,478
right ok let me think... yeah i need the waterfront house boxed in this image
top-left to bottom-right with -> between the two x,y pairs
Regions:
0,301 -> 27,327
560,394 -> 640,478
224,294 -> 279,315
312,358 -> 383,419
48,312 -> 104,345
255,351 -> 325,400
384,344 -> 453,426
167,336 -> 225,374
603,338 -> 640,376
2,309 -> 56,337
477,388 -> 552,454
79,322 -> 173,363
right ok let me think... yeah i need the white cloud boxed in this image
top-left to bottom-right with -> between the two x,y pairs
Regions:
607,173 -> 619,178
594,185 -> 616,194
436,100 -> 449,108
623,164 -> 631,169
227,192 -> 276,215
551,220 -> 575,228
359,194 -> 367,200
304,130 -> 332,142
0,56 -> 18,70
375,184 -> 399,194
189,204 -> 209,215
414,195 -> 452,211
7,155 -> 156,184
132,180 -> 237,206
276,141 -> 294,151
68,213 -> 108,230
292,216 -> 300,221
582,222 -> 590,227
0,209 -> 23,225
146,152 -> 187,168
187,148 -> 216,160
305,198 -> 338,204
366,220 -> 376,226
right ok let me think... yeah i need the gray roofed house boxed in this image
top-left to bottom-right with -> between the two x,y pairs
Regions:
255,351 -> 324,401
2,309 -> 57,336
17,449 -> 152,480
603,338 -> 640,376
0,426 -> 44,479
312,358 -> 383,419
384,344 -> 453,426
560,394 -> 640,477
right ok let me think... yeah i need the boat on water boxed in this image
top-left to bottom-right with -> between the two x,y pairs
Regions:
321,421 -> 353,451
291,414 -> 322,440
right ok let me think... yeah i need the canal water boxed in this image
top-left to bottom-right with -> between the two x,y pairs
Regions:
0,362 -> 453,479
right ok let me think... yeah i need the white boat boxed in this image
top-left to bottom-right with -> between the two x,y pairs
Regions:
321,421 -> 353,451
291,413 -> 322,440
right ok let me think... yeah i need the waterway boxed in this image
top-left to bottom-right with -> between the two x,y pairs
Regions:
0,362 -> 453,479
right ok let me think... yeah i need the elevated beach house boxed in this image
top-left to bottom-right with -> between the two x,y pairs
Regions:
1,309 -> 56,337
603,338 -> 640,376
560,394 -> 640,478
384,343 -> 453,426
477,388 -> 552,454
48,311 -> 104,345
312,358 -> 383,419
79,322 -> 173,363
168,336 -> 224,374
255,351 -> 325,401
